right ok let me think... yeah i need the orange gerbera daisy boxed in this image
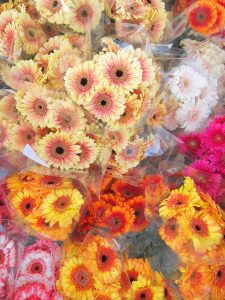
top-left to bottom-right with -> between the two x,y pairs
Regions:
89,200 -> 110,223
132,275 -> 164,300
101,173 -> 113,192
124,257 -> 154,284
205,3 -> 225,35
6,171 -> 40,193
188,0 -> 217,33
210,264 -> 225,299
101,205 -> 135,236
178,265 -> 211,300
112,180 -> 143,199
100,194 -> 120,206
129,196 -> 149,232
83,235 -> 122,284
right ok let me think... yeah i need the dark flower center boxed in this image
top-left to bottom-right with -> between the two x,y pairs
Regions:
101,255 -> 107,262
82,10 -> 88,17
80,78 -> 88,86
195,224 -> 201,231
55,147 -> 64,154
140,293 -> 146,299
101,100 -> 107,106
53,0 -> 58,7
116,70 -> 123,77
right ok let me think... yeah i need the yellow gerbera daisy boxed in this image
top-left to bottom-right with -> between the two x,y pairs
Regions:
94,285 -> 121,300
132,275 -> 164,300
40,188 -> 84,228
6,171 -> 41,194
83,235 -> 122,284
159,177 -> 204,221
124,257 -> 154,283
57,256 -> 95,300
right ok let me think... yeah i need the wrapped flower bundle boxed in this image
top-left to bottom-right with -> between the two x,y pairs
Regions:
0,0 -> 224,298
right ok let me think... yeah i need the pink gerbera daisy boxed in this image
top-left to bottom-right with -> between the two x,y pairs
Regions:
74,135 -> 98,169
13,283 -> 52,300
0,234 -> 16,269
97,50 -> 142,94
203,122 -> 225,149
0,120 -> 9,148
85,86 -> 125,122
35,36 -> 70,58
134,48 -> 156,85
209,148 -> 225,176
37,132 -> 81,170
3,60 -> 42,91
178,133 -> 203,158
65,61 -> 101,105
183,159 -> 221,199
10,123 -> 37,151
53,100 -> 86,134
0,94 -> 20,122
2,22 -> 21,63
0,9 -> 19,36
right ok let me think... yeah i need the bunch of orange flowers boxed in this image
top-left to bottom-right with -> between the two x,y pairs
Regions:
159,177 -> 225,265
6,171 -> 85,241
57,235 -> 178,300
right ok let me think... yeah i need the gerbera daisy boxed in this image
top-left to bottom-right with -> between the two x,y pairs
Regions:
144,8 -> 167,43
147,103 -> 166,127
13,283 -> 52,300
18,12 -> 47,55
129,196 -> 149,232
115,140 -> 145,169
134,48 -> 156,85
69,0 -> 103,33
57,256 -> 95,300
41,188 -> 84,228
3,60 -> 42,91
203,122 -> 225,149
65,61 -> 101,105
132,276 -> 164,300
183,160 -> 221,199
97,50 -> 142,94
182,211 -> 222,253
101,205 -> 134,236
89,200 -> 110,223
211,264 -> 225,299
178,133 -> 203,158
10,189 -> 39,218
17,86 -> 54,129
112,180 -> 143,199
37,132 -> 81,169
0,234 -> 16,268
6,171 -> 40,193
94,285 -> 121,300
38,174 -> 73,190
107,94 -> 141,130
9,122 -> 37,151
83,235 -> 122,284
209,148 -> 225,175
168,65 -> 207,101
0,120 -> 9,148
17,249 -> 53,283
85,85 -> 125,122
52,100 -> 86,134
34,0 -> 73,25
0,94 -> 19,122
125,257 -> 153,283
0,9 -> 19,35
188,0 -> 217,33
100,193 -> 119,206
73,135 -> 98,169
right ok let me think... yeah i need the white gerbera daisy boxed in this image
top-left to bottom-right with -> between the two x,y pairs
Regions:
168,65 -> 207,102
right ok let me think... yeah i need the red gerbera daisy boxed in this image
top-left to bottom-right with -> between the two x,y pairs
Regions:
129,196 -> 149,232
112,180 -> 143,199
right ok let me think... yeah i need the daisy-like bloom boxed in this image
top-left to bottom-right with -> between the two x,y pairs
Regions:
9,122 -> 37,151
144,8 -> 167,43
176,99 -> 210,133
10,189 -> 39,218
204,122 -> 225,149
147,103 -> 166,127
74,135 -> 98,169
0,120 -> 9,148
129,196 -> 149,232
97,50 -> 142,94
41,188 -> 84,228
188,0 -> 217,33
0,94 -> 19,122
38,174 -> 73,191
65,61 -> 101,105
183,160 -> 221,199
159,177 -> 203,221
85,86 -> 125,122
0,9 -> 19,35
134,49 -> 156,85
83,235 -> 122,284
0,234 -> 16,268
13,283 -> 52,300
107,129 -> 131,152
178,265 -> 211,300
168,65 -> 207,101
89,200 -> 109,224
3,60 -> 42,91
17,86 -> 54,129
178,133 -> 203,158
69,0 -> 103,33
17,249 -> 53,284
108,94 -> 141,130
115,140 -> 145,169
132,276 -> 164,300
101,205 -> 134,236
112,180 -> 143,199
52,100 -> 86,134
209,148 -> 225,175
34,0 -> 73,25
94,285 -> 121,300
18,12 -> 47,55
211,264 -> 225,299
125,257 -> 153,284
57,256 -> 95,300
6,171 -> 40,193
37,132 -> 81,169
182,211 -> 222,253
